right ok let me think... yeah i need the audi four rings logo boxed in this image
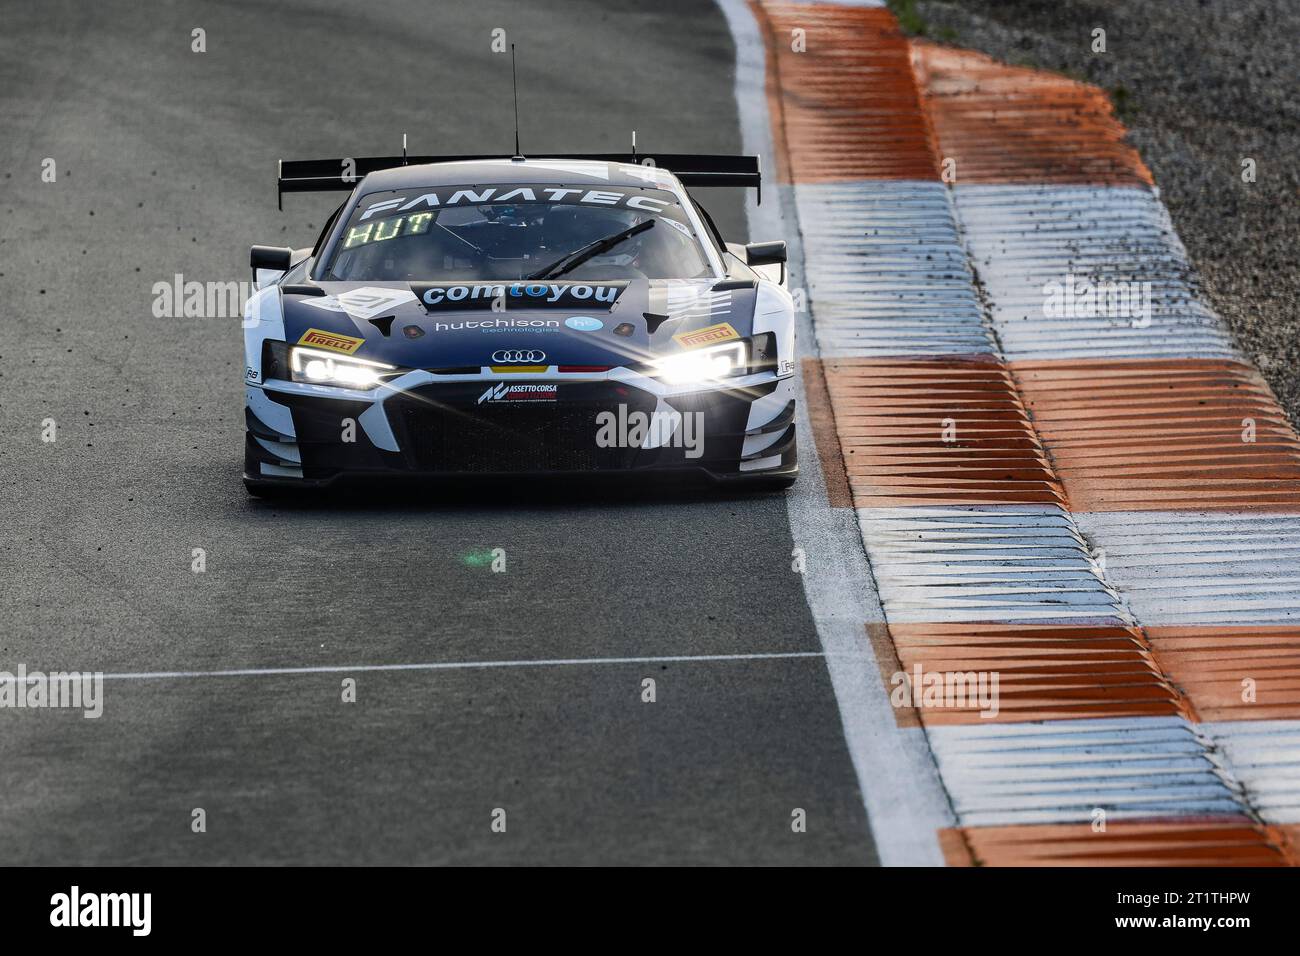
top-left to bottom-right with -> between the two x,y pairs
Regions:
492,350 -> 546,363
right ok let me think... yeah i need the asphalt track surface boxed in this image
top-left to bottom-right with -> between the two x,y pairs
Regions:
0,0 -> 876,863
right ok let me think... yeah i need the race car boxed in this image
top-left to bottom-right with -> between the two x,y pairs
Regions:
242,152 -> 797,495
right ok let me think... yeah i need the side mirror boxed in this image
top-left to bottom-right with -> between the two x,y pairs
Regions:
250,244 -> 293,288
745,240 -> 787,266
745,240 -> 787,286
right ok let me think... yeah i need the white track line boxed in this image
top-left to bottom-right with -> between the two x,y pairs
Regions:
79,651 -> 833,681
718,0 -> 955,866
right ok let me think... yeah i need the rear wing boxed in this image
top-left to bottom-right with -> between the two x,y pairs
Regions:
277,153 -> 762,208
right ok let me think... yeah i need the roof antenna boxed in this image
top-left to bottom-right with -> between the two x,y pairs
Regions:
401,132 -> 408,166
631,130 -> 637,163
510,44 -> 523,160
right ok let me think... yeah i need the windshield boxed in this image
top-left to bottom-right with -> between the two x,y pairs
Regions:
323,184 -> 712,282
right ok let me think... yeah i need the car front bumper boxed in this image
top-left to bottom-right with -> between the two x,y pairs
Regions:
244,368 -> 798,488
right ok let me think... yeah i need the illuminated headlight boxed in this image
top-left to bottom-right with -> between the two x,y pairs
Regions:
290,347 -> 397,389
650,341 -> 748,385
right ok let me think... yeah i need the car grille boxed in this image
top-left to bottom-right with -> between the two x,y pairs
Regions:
392,384 -> 654,474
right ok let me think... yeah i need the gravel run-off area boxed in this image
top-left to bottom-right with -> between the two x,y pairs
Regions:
901,0 -> 1300,424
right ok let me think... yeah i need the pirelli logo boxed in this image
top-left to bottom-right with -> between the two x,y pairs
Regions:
672,322 -> 740,349
297,328 -> 365,354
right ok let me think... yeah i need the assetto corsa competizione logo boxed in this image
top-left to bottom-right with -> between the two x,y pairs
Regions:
477,383 -> 558,404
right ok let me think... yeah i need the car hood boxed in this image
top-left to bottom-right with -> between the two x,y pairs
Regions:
278,278 -> 756,370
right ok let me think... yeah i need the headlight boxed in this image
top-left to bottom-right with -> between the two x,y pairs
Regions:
650,341 -> 748,385
289,346 -> 397,390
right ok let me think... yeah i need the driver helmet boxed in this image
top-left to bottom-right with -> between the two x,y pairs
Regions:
493,204 -> 527,225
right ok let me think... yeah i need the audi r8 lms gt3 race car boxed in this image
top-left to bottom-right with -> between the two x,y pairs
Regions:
241,152 -> 797,496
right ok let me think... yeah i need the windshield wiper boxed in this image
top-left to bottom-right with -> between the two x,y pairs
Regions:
527,219 -> 654,281
436,222 -> 484,254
